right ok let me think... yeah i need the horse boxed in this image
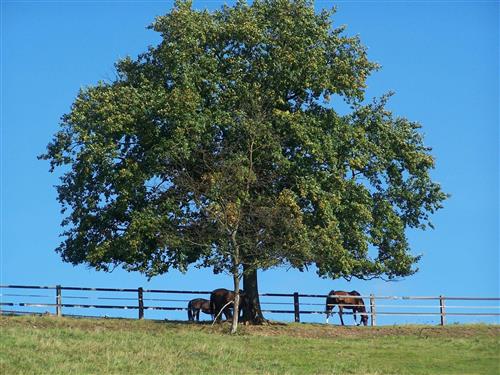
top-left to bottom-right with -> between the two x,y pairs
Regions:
210,288 -> 248,322
187,298 -> 212,322
325,290 -> 369,326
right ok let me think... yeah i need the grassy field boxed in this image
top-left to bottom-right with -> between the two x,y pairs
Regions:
0,316 -> 498,374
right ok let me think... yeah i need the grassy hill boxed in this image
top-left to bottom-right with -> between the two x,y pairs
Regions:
1,316 -> 498,374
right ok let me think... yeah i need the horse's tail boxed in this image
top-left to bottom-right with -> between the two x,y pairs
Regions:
187,300 -> 193,321
325,297 -> 331,314
326,291 -> 336,310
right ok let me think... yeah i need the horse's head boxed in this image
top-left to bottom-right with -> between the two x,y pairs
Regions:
360,313 -> 369,326
355,298 -> 369,326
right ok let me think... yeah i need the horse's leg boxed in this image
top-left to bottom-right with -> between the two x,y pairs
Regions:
338,305 -> 344,326
353,308 -> 358,325
196,309 -> 200,322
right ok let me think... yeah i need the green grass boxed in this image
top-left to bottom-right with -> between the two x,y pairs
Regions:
1,316 -> 498,374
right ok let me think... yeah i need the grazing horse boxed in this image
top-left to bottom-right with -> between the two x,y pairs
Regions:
210,288 -> 248,322
325,290 -> 369,326
187,298 -> 212,322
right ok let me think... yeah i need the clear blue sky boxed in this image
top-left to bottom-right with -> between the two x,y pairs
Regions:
1,1 -> 498,324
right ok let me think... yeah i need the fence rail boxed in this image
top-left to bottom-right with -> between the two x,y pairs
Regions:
1,284 -> 499,326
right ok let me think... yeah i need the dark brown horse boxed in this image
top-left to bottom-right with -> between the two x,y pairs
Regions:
187,298 -> 212,322
210,288 -> 248,322
325,290 -> 369,326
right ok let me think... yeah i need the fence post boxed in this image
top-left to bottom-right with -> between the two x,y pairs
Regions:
370,294 -> 376,326
439,295 -> 446,326
293,292 -> 300,323
138,287 -> 144,319
56,285 -> 62,317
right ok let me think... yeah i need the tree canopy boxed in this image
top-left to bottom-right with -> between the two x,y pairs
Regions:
41,0 -> 446,308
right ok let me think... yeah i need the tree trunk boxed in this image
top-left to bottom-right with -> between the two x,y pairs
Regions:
242,264 -> 266,324
230,271 -> 240,334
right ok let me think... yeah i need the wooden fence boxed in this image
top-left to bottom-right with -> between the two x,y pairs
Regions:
1,284 -> 499,326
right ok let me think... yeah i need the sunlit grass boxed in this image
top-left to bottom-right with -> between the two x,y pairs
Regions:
1,316 -> 498,374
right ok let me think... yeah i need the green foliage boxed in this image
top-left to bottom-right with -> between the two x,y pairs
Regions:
40,0 -> 447,280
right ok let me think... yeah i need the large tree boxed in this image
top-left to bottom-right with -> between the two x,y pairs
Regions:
41,0 -> 446,331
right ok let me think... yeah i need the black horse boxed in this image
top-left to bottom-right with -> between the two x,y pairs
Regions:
210,288 -> 248,322
187,298 -> 212,322
325,290 -> 369,326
